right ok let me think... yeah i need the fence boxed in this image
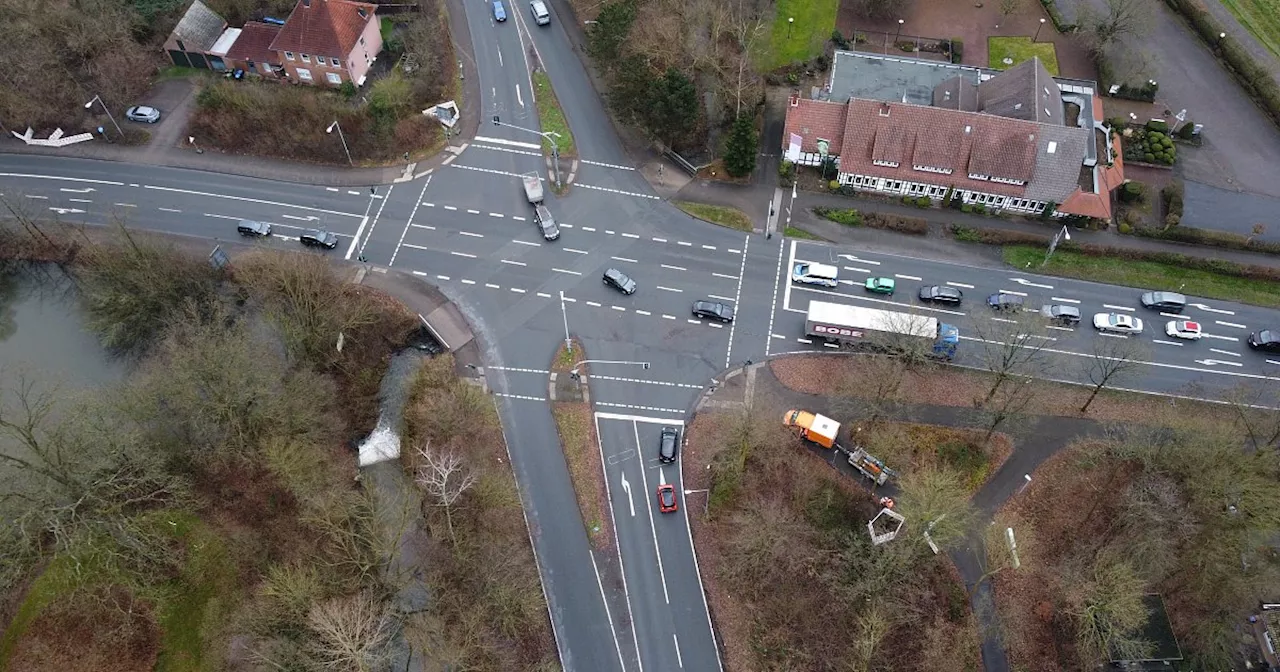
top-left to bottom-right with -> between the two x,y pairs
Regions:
847,30 -> 957,64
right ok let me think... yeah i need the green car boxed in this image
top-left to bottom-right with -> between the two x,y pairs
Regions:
864,277 -> 896,295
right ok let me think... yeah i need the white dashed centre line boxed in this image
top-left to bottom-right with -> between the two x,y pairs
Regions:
159,207 -> 181,212
635,310 -> 651,316
1047,325 -> 1075,332
489,212 -> 504,218
537,292 -> 551,298
501,259 -> 527,266
772,334 -> 786,340
653,237 -> 667,243
411,223 -> 435,230
894,274 -> 923,281
1210,348 -> 1242,357
437,275 -> 451,280
662,314 -> 676,320
622,233 -> 640,239
459,231 -> 484,237
444,205 -> 457,211
728,248 -> 741,254
661,264 -> 687,271
587,301 -> 602,307
708,294 -> 735,302
611,256 -> 638,263
948,282 -> 976,289
512,216 -> 526,221
657,286 -> 682,293
461,279 -> 476,284
451,251 -> 477,258
1103,304 -> 1134,312
553,268 -> 583,276
1216,320 -> 1248,329
467,209 -> 480,214
606,230 -> 616,235
486,283 -> 500,289
702,245 -> 716,250
712,273 -> 738,280
115,203 -> 137,207
513,240 -> 541,247
1051,297 -> 1080,304
582,226 -> 596,232
511,288 -> 527,294
687,319 -> 701,325
708,323 -> 724,329
565,248 -> 589,254
1152,339 -> 1184,347
678,241 -> 693,247
612,306 -> 626,312
845,266 -> 871,273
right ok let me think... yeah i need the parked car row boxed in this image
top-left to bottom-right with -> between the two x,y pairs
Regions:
236,219 -> 338,249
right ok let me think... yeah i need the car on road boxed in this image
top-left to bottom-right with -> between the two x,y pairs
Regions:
533,204 -> 559,241
656,484 -> 678,513
987,292 -> 1025,312
918,285 -> 963,306
492,0 -> 506,20
125,105 -> 161,123
1140,291 -> 1187,313
1165,320 -> 1202,340
236,220 -> 272,237
658,426 -> 679,463
1248,330 -> 1280,353
864,277 -> 895,295
1093,312 -> 1144,335
530,0 -> 550,24
603,268 -> 636,295
299,229 -> 339,250
1040,304 -> 1081,325
692,300 -> 734,323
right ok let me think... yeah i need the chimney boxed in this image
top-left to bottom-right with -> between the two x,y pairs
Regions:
879,103 -> 890,117
789,93 -> 799,107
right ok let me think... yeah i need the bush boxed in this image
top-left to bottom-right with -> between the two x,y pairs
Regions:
1177,121 -> 1197,140
1131,224 -> 1280,255
961,204 -> 973,213
831,29 -> 849,50
814,207 -> 863,226
948,224 -> 1049,246
1164,213 -> 1181,228
829,180 -> 840,190
1161,180 -> 1185,222
779,160 -> 796,187
1145,119 -> 1170,133
949,39 -> 964,64
917,196 -> 932,208
1119,181 -> 1145,204
864,212 -> 929,235
1039,0 -> 1076,31
1117,222 -> 1133,234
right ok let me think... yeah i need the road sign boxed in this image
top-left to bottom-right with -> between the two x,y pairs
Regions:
208,245 -> 230,270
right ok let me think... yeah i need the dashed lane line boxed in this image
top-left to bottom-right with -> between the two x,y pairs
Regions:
589,375 -> 702,389
611,256 -> 638,263
488,366 -> 550,373
657,286 -> 682,293
845,266 -> 871,274
501,259 -> 527,266
565,248 -> 589,254
451,251 -> 477,258
678,241 -> 693,247
513,240 -> 541,247
595,401 -> 685,414
621,233 -> 640,239
573,182 -> 660,200
635,310 -> 651,316
586,301 -> 602,307
702,245 -> 716,250
411,223 -> 435,230
444,205 -> 458,211
662,314 -> 676,320
1216,320 -> 1248,329
728,248 -> 741,254
461,279 -> 476,285
708,294 -> 735,302
1051,297 -> 1081,304
1152,339 -> 1184,347
513,216 -> 526,221
653,237 -> 668,243
708,322 -> 724,329
485,283 -> 500,289
489,212 -> 505,219
1210,348 -> 1242,357
948,282 -> 975,289
467,209 -> 481,215
553,268 -> 582,276
687,319 -> 701,325
159,207 -> 181,213
579,159 -> 635,170
1103,304 -> 1134,312
537,292 -> 552,298
712,273 -> 738,280
458,230 -> 483,238
612,306 -> 626,312
772,334 -> 787,340
662,264 -> 687,271
511,288 -> 527,294
582,226 -> 596,232
495,393 -> 548,402
998,289 -> 1029,297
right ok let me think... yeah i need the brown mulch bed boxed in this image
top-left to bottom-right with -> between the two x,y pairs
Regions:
551,401 -> 613,551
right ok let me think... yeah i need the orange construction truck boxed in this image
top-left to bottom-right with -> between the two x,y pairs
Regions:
783,409 -> 839,448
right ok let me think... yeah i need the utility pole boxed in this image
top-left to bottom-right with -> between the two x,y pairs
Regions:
327,120 -> 353,165
84,95 -> 124,139
1043,224 -> 1070,265
559,290 -> 571,353
493,115 -> 562,190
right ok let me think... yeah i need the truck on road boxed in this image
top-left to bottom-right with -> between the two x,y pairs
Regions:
804,300 -> 959,360
783,409 -> 897,486
522,172 -> 544,205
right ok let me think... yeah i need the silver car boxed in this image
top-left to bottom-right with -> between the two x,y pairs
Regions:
1092,312 -> 1144,335
125,105 -> 161,123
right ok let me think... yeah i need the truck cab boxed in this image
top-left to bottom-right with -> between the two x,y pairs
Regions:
783,409 -> 839,449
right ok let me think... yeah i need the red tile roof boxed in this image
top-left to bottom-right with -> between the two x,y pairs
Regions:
782,97 -> 846,154
226,21 -> 282,64
268,0 -> 376,59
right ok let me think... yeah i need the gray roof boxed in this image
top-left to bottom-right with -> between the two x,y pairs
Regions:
828,50 -> 981,106
978,57 -> 1064,125
171,0 -> 227,52
1025,124 -> 1092,202
932,75 -> 981,111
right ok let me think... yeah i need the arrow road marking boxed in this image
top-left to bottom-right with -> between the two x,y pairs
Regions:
1194,359 -> 1243,367
1010,277 -> 1053,289
1215,320 -> 1248,329
1191,302 -> 1234,315
282,214 -> 318,221
59,187 -> 95,193
620,475 -> 635,517
838,254 -> 880,265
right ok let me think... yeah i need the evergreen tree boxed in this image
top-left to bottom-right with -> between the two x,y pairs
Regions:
722,114 -> 758,177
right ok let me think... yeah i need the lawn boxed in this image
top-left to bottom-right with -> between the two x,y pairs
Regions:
785,225 -> 822,240
1220,0 -> 1280,60
532,70 -> 577,158
988,36 -> 1060,75
764,0 -> 840,69
674,201 -> 755,231
1003,245 -> 1280,308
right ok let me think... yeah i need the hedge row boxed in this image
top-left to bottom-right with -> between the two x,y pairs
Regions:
949,224 -> 1280,282
1130,225 -> 1280,255
1162,0 -> 1280,128
1039,0 -> 1076,32
814,207 -> 929,235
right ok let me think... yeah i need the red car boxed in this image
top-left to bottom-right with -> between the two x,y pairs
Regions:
656,484 -> 678,513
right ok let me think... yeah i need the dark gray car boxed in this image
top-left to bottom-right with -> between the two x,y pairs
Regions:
533,205 -> 559,241
658,426 -> 679,463
237,220 -> 272,237
300,229 -> 339,249
1040,304 -> 1081,325
692,300 -> 734,323
1140,291 -> 1186,313
603,268 -> 636,294
919,285 -> 963,305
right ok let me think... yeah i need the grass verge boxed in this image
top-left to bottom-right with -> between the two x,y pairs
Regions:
1220,0 -> 1280,60
785,225 -> 822,240
674,201 -> 755,231
765,0 -> 839,69
552,403 -> 612,550
532,71 -> 577,158
1003,245 -> 1280,308
987,36 -> 1060,74
154,512 -> 238,672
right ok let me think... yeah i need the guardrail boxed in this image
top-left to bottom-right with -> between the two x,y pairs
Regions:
663,148 -> 698,177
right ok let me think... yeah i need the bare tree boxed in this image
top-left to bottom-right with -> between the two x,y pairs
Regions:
1062,549 -> 1154,665
1223,380 -> 1280,450
1077,0 -> 1154,52
415,443 -> 477,544
999,0 -> 1022,18
971,512 -> 1034,596
1078,335 -> 1148,413
307,591 -> 399,672
968,312 -> 1053,406
831,354 -> 909,421
895,465 -> 977,551
981,372 -> 1038,444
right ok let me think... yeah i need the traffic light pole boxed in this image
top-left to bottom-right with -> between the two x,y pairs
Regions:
492,115 -> 562,190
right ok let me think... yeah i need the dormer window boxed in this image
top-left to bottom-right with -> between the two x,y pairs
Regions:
990,176 -> 1027,186
913,165 -> 953,175
332,57 -> 341,67
873,160 -> 900,168
968,173 -> 991,181
301,53 -> 310,63
285,51 -> 295,60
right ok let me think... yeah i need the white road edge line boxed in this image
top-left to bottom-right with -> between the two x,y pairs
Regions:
632,422 -> 670,607
764,238 -> 786,357
388,179 -> 430,267
725,234 -> 749,368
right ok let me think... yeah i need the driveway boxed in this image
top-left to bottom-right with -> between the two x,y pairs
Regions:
134,78 -> 200,160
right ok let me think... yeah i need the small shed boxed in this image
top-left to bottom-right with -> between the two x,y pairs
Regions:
163,0 -> 229,69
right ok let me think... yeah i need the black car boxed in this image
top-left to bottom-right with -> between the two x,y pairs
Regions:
692,300 -> 734,323
603,268 -> 637,295
236,219 -> 272,237
1248,330 -> 1280,353
533,204 -> 559,241
987,292 -> 1025,312
658,426 -> 679,463
1140,291 -> 1187,313
300,229 -> 339,249
919,285 -> 963,305
1040,304 -> 1082,325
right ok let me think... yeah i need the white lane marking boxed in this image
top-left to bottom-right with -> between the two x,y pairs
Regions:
1210,348 -> 1242,357
564,247 -> 589,254
728,248 -> 742,254
159,207 -> 181,213
411,223 -> 435,230
824,342 -> 840,348
708,322 -> 725,329
513,240 -> 541,247
612,306 -> 626,312
1191,302 -> 1235,315
1103,304 -> 1134,312
580,158 -> 636,170
657,286 -> 682,293
349,184 -> 392,260
678,241 -> 693,247
114,203 -> 137,207
622,233 -> 640,239
590,375 -> 701,389
472,135 -> 541,150
0,173 -> 121,187
24,195 -> 47,200
844,266 -> 871,273
282,214 -> 317,221
459,231 -> 484,237
451,251 -> 477,258
515,83 -> 523,107
611,256 -> 638,263
1152,339 -> 1184,347
661,264 -> 687,271
1098,332 -> 1130,339
1268,360 -> 1280,366
652,237 -> 667,243
1216,320 -> 1248,329
948,281 -> 976,289
797,338 -> 813,344
673,634 -> 684,668
772,334 -> 786,339
461,279 -> 476,284
837,253 -> 880,266
596,401 -> 686,415
712,273 -> 738,280
140,183 -> 362,218
581,226 -> 596,232
894,274 -> 923,281
467,209 -> 481,214
444,205 -> 458,211
67,198 -> 92,203
574,182 -> 660,200
687,319 -> 701,325
390,180 -> 431,267
513,216 -> 526,221
631,424 -> 670,605
702,245 -> 716,250
489,212 -> 505,218
501,259 -> 527,266
1201,333 -> 1239,342
1051,297 -> 1080,304
437,275 -> 451,280
708,294 -> 735,302
554,268 -> 582,276
401,243 -> 431,251
486,283 -> 500,289
999,289 -> 1029,297
511,288 -> 528,293
1047,325 -> 1075,332
991,317 -> 1017,324
1160,312 -> 1182,319
1194,358 -> 1243,367
494,392 -> 547,402
326,187 -> 339,192
662,314 -> 676,320
348,190 -> 361,195
635,310 -> 651,316
1010,277 -> 1053,289
537,292 -> 552,298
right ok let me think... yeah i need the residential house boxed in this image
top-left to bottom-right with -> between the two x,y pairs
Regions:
783,51 -> 1124,220
268,0 -> 383,87
225,22 -> 285,76
164,0 -> 229,70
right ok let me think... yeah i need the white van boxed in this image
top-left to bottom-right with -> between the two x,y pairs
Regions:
791,262 -> 839,288
530,0 -> 550,25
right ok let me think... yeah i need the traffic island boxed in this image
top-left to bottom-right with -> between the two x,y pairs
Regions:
548,339 -> 613,550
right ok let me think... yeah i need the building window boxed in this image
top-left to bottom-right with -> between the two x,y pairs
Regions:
332,57 -> 341,67
968,173 -> 990,181
317,56 -> 326,65
912,164 -> 953,175
360,37 -> 366,46
301,53 -> 310,63
991,176 -> 1026,186
285,51 -> 295,60
873,159 -> 899,168
297,68 -> 312,81
326,72 -> 342,84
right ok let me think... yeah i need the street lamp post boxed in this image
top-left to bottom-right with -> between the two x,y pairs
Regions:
569,360 -> 651,379
1218,32 -> 1227,48
493,115 -> 562,190
84,95 -> 123,139
559,290 -> 572,353
787,17 -> 794,38
1043,224 -> 1070,265
895,19 -> 904,42
1034,18 -> 1046,42
326,120 -> 353,165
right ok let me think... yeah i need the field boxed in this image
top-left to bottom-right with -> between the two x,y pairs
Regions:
1220,0 -> 1280,60
765,0 -> 840,69
674,201 -> 755,231
988,36 -> 1060,75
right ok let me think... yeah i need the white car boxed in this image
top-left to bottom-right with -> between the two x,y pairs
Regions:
1093,312 -> 1144,335
125,105 -> 161,123
1165,319 -> 1202,340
